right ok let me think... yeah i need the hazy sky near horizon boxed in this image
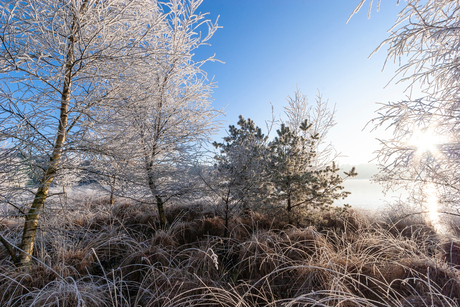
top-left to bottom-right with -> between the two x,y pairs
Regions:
195,0 -> 417,166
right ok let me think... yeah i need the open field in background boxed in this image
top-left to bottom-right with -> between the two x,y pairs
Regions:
0,179 -> 409,215
337,179 -> 410,210
1,190 -> 460,306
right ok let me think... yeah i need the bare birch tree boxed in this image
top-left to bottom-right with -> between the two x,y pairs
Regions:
0,0 -> 173,266
284,87 -> 338,169
99,0 -> 221,228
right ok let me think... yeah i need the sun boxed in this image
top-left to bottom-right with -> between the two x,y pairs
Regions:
407,126 -> 449,157
409,129 -> 439,154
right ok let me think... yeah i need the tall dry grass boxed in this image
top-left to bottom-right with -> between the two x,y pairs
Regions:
0,194 -> 459,306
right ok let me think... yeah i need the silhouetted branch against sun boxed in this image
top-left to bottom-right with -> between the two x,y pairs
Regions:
407,126 -> 450,158
352,0 -> 460,228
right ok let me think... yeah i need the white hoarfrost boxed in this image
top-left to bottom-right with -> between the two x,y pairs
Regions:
0,0 -> 220,263
352,0 -> 460,222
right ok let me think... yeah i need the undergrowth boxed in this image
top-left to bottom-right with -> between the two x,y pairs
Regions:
0,195 -> 459,306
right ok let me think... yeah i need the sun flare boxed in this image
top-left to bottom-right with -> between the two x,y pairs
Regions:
407,127 -> 447,157
425,183 -> 439,225
424,183 -> 448,234
409,130 -> 438,153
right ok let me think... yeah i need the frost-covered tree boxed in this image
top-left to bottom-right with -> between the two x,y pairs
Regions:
0,0 -> 180,266
268,121 -> 355,223
213,98 -> 356,226
101,0 -> 220,228
211,116 -> 269,235
284,87 -> 338,169
269,122 -> 316,221
352,0 -> 460,216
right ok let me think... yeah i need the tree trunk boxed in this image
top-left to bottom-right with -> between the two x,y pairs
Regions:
18,167 -> 59,265
110,175 -> 117,205
140,121 -> 167,228
17,16 -> 76,267
145,162 -> 167,228
286,181 -> 292,224
287,196 -> 292,224
155,194 -> 166,228
224,199 -> 229,238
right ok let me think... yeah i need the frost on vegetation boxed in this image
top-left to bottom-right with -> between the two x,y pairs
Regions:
0,0 -> 220,265
350,0 -> 460,227
0,200 -> 459,306
208,88 -> 357,228
1,0 -> 460,305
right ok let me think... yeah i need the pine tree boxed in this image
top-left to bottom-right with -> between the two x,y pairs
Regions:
268,120 -> 356,223
212,115 -> 269,235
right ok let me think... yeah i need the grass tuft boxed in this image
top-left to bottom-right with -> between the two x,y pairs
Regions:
0,196 -> 459,306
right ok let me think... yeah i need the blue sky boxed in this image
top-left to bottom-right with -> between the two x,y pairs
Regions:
196,1 -> 412,165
